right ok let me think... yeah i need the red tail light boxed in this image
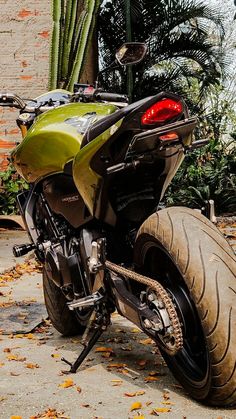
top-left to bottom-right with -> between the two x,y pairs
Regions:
141,98 -> 183,125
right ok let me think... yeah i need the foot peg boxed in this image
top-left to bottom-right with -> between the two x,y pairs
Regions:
67,291 -> 104,311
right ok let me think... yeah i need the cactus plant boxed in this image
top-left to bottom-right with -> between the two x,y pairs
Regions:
49,0 -> 101,91
49,0 -> 62,89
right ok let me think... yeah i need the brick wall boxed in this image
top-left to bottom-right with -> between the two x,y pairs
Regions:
0,0 -> 51,170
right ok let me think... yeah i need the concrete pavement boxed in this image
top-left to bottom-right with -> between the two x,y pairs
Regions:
0,229 -> 235,419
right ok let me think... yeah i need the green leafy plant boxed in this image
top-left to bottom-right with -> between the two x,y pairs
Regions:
98,0 -> 226,101
0,165 -> 29,215
165,138 -> 236,215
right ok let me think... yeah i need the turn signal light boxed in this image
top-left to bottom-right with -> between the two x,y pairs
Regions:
141,98 -> 183,125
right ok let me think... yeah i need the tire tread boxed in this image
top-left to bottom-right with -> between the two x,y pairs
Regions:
135,206 -> 236,406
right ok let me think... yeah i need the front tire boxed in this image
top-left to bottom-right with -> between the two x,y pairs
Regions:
43,268 -> 86,336
134,207 -> 236,406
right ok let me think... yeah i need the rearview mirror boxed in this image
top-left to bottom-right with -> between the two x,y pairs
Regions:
115,42 -> 147,66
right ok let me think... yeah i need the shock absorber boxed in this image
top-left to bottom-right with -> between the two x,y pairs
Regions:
13,243 -> 35,257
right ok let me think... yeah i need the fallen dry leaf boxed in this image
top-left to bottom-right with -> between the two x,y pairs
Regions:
139,338 -> 154,345
81,404 -> 90,408
131,328 -> 141,333
150,407 -> 171,414
120,368 -> 130,376
111,379 -> 123,386
124,390 -> 145,397
107,336 -> 124,344
149,371 -> 159,376
133,416 -> 145,419
0,362 -> 4,367
26,363 -> 39,369
0,301 -> 16,308
130,401 -> 142,411
10,416 -> 22,419
70,338 -> 81,344
101,352 -> 112,358
51,353 -> 60,358
163,391 -> 170,400
59,378 -> 74,389
76,386 -> 82,393
107,363 -> 127,369
136,390 -> 146,396
144,376 -> 159,382
26,333 -> 36,339
15,333 -> 36,340
0,260 -> 41,284
162,401 -> 174,405
95,347 -> 113,353
7,354 -> 26,362
30,408 -> 69,418
124,392 -> 137,397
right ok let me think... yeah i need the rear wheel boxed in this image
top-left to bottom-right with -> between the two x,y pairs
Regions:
43,268 -> 87,336
134,207 -> 236,406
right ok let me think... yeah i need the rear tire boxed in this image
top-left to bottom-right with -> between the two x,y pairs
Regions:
134,207 -> 236,406
43,268 -> 85,336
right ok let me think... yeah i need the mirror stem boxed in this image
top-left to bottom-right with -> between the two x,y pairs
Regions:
125,0 -> 133,102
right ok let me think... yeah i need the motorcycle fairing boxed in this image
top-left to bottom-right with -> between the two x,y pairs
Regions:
11,102 -> 117,182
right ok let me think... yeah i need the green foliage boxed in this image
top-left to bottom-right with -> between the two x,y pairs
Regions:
165,139 -> 236,215
98,0 -> 226,100
0,165 -> 29,215
49,0 -> 100,91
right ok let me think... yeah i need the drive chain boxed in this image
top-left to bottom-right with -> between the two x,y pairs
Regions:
106,260 -> 183,355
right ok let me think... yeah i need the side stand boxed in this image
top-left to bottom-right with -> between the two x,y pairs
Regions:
61,306 -> 110,374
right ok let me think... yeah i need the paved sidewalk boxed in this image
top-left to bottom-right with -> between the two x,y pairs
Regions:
0,229 -> 235,419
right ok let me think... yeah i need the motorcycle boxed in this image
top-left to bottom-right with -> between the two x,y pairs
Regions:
1,42 -> 235,406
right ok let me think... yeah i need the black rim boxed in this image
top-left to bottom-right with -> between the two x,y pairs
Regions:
141,240 -> 210,388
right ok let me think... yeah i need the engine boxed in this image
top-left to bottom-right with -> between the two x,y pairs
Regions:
34,194 -> 90,301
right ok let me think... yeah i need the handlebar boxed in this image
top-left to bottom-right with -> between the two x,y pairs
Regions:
0,89 -> 128,114
95,91 -> 128,103
0,92 -> 25,109
0,92 -> 61,113
72,87 -> 128,105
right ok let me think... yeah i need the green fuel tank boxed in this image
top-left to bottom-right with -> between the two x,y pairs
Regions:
11,102 -> 117,183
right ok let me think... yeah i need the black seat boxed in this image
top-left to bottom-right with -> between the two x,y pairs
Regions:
81,97 -> 149,148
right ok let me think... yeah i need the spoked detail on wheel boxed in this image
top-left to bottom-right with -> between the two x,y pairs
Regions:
134,207 -> 236,406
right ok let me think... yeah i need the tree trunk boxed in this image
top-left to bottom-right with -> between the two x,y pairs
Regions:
79,29 -> 98,84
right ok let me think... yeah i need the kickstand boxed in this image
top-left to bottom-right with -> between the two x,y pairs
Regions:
61,307 -> 110,374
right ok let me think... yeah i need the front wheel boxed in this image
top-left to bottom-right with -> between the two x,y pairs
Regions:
134,207 -> 236,406
43,268 -> 87,336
